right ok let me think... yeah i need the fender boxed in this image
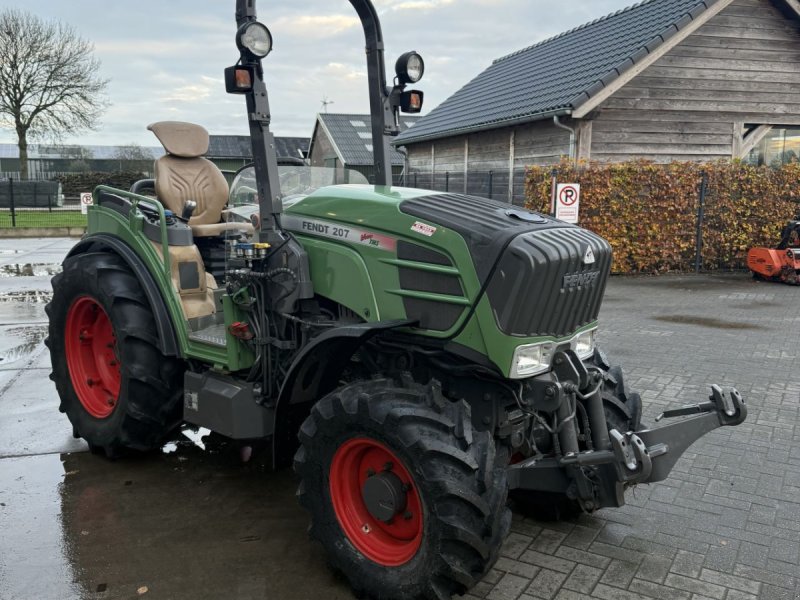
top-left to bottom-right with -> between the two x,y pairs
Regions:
65,233 -> 181,357
271,319 -> 414,468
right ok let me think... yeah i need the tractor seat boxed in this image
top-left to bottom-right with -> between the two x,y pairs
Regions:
148,121 -> 253,238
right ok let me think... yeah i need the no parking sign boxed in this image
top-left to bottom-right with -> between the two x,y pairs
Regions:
555,183 -> 580,224
80,192 -> 93,214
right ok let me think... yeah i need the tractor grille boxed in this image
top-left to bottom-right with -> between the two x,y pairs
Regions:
396,241 -> 465,331
486,228 -> 612,338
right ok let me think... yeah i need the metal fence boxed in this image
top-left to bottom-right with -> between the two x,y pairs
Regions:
0,169 -> 154,181
0,178 -> 85,229
403,168 -> 529,206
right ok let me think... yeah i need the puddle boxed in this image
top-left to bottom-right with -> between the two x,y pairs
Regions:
0,290 -> 53,303
652,315 -> 764,330
0,325 -> 47,365
0,263 -> 62,277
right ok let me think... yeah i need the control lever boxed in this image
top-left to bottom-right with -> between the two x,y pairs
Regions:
181,200 -> 197,222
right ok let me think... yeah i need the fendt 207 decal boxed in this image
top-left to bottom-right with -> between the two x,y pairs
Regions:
282,215 -> 397,252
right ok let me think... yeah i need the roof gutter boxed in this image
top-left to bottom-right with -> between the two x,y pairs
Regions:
552,115 -> 576,163
393,107 -> 573,147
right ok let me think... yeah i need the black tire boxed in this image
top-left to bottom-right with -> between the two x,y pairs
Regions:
45,251 -> 184,457
602,365 -> 643,433
294,376 -> 511,600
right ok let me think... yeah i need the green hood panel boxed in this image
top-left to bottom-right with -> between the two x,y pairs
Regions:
285,185 -> 431,223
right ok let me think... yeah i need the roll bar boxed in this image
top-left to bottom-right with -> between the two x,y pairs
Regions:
234,0 -> 397,239
347,0 -> 397,187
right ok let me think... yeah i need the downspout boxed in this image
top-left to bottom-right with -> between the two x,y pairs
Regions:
553,115 -> 576,163
397,145 -> 409,186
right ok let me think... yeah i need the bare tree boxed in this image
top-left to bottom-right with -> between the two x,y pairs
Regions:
46,144 -> 95,172
0,9 -> 109,179
112,143 -> 155,172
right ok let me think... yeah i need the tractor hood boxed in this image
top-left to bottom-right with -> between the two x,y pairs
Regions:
399,192 -> 612,339
285,185 -> 612,342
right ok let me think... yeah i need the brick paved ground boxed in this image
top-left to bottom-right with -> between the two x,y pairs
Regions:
472,273 -> 800,600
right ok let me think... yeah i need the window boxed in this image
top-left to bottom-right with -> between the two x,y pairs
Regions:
746,127 -> 800,167
350,120 -> 366,127
357,132 -> 371,139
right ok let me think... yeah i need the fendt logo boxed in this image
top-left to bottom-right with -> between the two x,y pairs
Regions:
562,270 -> 601,290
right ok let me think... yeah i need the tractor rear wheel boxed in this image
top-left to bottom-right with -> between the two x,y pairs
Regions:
46,252 -> 184,457
294,377 -> 511,600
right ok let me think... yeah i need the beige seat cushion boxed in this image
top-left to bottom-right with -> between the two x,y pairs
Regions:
154,155 -> 230,226
148,121 -> 210,158
149,121 -> 240,235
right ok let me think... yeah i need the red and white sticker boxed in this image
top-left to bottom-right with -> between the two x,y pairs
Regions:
411,221 -> 437,237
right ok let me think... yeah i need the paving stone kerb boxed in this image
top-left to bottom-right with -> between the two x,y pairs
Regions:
472,273 -> 800,600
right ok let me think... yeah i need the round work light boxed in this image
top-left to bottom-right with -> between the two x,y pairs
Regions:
395,51 -> 425,84
237,22 -> 273,58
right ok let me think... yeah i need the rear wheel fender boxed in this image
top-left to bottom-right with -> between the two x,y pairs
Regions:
65,234 -> 180,357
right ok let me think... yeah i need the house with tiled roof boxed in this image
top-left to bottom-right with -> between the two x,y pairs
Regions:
395,0 -> 800,203
308,113 -> 420,183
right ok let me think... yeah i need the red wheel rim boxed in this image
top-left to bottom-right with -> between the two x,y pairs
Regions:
329,438 -> 423,566
65,296 -> 121,419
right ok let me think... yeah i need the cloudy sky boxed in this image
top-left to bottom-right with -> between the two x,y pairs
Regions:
0,0 -> 634,147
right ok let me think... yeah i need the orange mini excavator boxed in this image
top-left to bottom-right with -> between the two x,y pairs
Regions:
748,214 -> 800,285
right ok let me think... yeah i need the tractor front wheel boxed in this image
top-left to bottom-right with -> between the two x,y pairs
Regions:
294,377 -> 511,600
46,252 -> 184,457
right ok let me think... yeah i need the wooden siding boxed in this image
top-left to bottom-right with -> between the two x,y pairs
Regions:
401,121 -> 570,203
402,121 -> 570,173
309,125 -> 338,168
513,122 -> 571,168
591,0 -> 800,162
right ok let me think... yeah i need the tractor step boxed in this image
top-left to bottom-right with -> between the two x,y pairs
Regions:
188,323 -> 228,347
183,371 -> 273,439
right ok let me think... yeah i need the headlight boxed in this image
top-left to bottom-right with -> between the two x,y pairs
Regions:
396,51 -> 425,84
237,22 -> 273,58
510,342 -> 553,379
510,327 -> 597,379
572,328 -> 596,359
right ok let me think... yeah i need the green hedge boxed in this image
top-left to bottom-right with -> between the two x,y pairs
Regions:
525,159 -> 800,274
54,171 -> 148,199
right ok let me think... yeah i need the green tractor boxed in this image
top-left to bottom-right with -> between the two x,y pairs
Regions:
47,1 -> 747,598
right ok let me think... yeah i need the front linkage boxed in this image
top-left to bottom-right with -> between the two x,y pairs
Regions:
507,348 -> 747,512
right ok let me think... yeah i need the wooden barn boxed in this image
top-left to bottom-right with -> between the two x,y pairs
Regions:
395,0 -> 800,203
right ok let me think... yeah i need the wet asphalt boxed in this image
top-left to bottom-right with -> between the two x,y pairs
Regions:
0,238 -> 353,600
1,238 -> 798,600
